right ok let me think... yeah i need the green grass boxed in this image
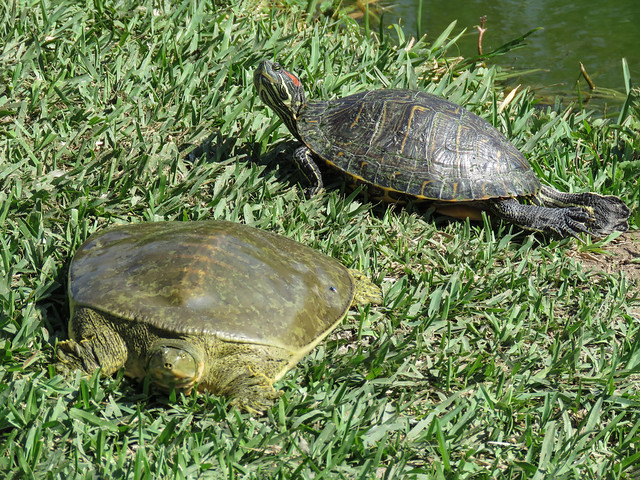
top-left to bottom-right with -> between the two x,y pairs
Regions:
2,0 -> 640,478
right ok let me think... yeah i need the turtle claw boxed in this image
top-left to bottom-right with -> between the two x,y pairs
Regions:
229,386 -> 283,414
559,207 -> 593,238
538,187 -> 630,238
540,207 -> 599,239
491,198 -> 601,239
559,199 -> 630,239
56,339 -> 101,375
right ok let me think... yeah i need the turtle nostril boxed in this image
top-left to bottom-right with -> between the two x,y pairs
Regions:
165,363 -> 172,369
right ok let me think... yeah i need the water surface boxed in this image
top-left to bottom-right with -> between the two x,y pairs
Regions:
385,0 -> 640,109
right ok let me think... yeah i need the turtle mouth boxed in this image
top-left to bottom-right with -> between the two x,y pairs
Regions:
149,369 -> 198,393
253,60 -> 277,83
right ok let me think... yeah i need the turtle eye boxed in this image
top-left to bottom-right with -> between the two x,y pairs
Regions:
273,62 -> 281,71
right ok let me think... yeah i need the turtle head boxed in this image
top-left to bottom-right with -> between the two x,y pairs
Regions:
254,59 -> 306,139
146,339 -> 205,394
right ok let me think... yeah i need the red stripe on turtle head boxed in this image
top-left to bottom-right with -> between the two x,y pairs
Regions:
284,71 -> 301,88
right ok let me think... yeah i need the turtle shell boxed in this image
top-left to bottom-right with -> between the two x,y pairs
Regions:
298,89 -> 540,202
68,221 -> 355,351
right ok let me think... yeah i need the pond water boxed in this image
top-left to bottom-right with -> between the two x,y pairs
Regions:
384,0 -> 640,110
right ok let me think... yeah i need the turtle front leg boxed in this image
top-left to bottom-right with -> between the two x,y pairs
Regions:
293,145 -> 324,197
200,343 -> 291,413
227,366 -> 284,414
56,307 -> 128,377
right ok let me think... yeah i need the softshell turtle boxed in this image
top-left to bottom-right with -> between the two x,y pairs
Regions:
253,59 -> 630,238
56,220 -> 381,412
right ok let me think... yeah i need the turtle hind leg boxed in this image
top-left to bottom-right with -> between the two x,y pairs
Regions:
348,269 -> 382,306
488,197 -> 592,238
537,185 -> 630,236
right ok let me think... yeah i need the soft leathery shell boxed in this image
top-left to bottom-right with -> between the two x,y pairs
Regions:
298,89 -> 540,202
68,221 -> 355,350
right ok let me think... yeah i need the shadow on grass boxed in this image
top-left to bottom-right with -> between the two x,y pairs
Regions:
189,132 -> 582,249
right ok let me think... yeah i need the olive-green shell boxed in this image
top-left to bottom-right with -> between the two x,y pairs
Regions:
68,221 -> 355,350
298,89 -> 540,202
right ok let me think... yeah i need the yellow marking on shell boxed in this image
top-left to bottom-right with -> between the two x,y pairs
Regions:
342,168 -> 367,183
350,103 -> 366,129
428,111 -> 441,159
400,105 -> 426,154
324,158 -> 337,167
374,185 -> 410,203
419,180 -> 436,199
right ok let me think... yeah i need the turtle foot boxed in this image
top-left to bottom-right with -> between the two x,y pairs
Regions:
537,186 -> 630,237
491,198 -> 594,238
348,269 -> 383,306
549,207 -> 593,238
56,339 -> 102,376
586,194 -> 630,237
229,386 -> 283,414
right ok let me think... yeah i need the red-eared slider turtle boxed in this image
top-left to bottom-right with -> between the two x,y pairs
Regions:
56,220 -> 381,412
254,60 -> 630,238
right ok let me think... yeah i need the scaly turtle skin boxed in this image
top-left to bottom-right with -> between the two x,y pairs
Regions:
56,220 -> 381,412
253,59 -> 630,238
